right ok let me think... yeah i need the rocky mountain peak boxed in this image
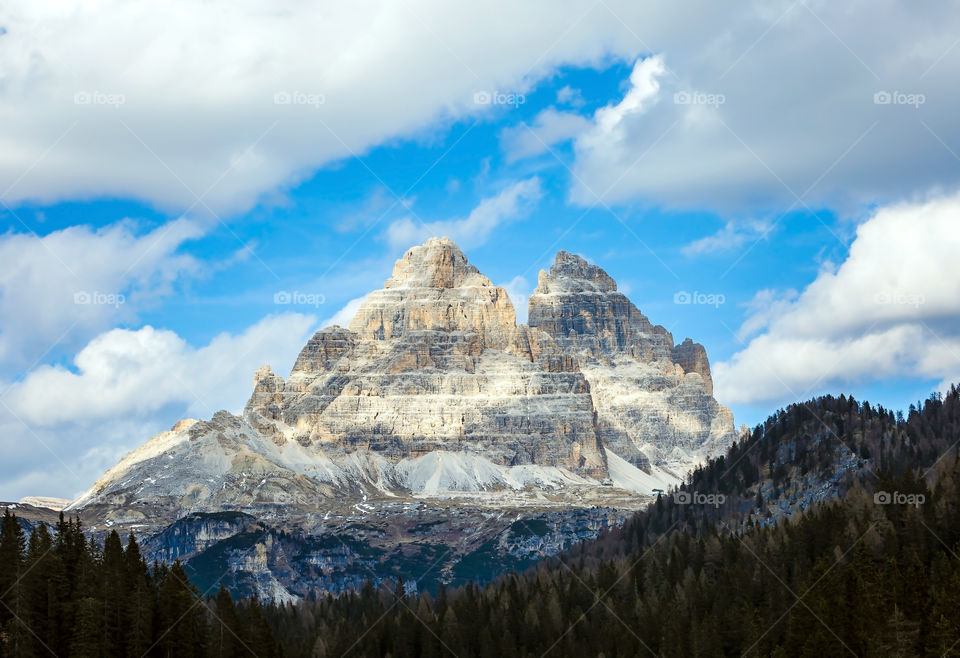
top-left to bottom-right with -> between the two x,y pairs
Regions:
537,250 -> 618,294
349,237 -> 516,344
385,236 -> 492,290
529,250 -> 672,363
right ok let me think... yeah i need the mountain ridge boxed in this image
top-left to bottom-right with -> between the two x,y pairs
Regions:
67,238 -> 735,537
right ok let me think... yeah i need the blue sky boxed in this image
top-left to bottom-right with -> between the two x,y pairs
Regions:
2,1 -> 959,499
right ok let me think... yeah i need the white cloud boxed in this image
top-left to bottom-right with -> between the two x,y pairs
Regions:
386,177 -> 542,250
714,191 -> 960,405
499,275 -> 531,325
0,312 -> 317,498
736,288 -> 799,342
681,219 -> 774,257
590,56 -> 666,141
0,1 -> 653,215
0,218 -> 202,370
2,1 -> 955,218
6,313 -> 317,425
556,86 -> 585,108
320,294 -> 369,330
500,109 -> 591,162
571,1 -> 960,214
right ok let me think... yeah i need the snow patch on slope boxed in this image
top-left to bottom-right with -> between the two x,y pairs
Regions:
396,452 -> 508,493
394,451 -> 604,494
603,448 -> 680,494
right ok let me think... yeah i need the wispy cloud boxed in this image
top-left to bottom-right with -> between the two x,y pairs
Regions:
386,177 -> 542,250
682,219 -> 773,257
500,109 -> 590,162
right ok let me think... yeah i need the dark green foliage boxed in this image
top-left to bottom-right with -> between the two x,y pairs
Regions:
0,514 -> 280,657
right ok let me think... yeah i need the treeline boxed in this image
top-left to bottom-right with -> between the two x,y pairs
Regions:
584,385 -> 960,560
0,513 -> 280,657
261,387 -> 960,657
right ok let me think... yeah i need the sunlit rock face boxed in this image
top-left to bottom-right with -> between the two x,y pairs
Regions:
71,238 -> 735,529
250,237 -> 607,478
528,250 -> 733,471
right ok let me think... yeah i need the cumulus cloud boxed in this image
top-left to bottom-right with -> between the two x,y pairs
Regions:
500,109 -> 591,162
6,313 -> 317,425
3,2 -> 955,218
0,1 -> 652,215
714,192 -> 960,404
0,219 -> 202,370
571,1 -> 960,214
386,177 -> 542,250
0,312 -> 317,498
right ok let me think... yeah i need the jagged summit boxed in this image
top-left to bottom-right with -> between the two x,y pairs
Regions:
536,250 -> 618,294
385,236 -> 492,289
530,248 -> 673,362
348,237 -> 516,344
69,237 -> 735,531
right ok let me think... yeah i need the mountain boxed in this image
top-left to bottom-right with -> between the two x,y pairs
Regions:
64,238 -> 735,598
0,499 -> 65,536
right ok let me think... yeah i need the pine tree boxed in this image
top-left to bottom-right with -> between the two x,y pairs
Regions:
101,529 -> 126,655
69,596 -> 103,658
125,533 -> 155,658
21,524 -> 55,656
158,560 -> 206,657
213,585 -> 243,658
0,510 -> 27,656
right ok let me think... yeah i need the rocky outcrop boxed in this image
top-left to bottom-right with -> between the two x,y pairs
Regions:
348,237 -> 517,348
143,511 -> 255,563
528,250 -> 675,363
529,251 -> 733,472
672,338 -> 714,395
70,238 -> 735,531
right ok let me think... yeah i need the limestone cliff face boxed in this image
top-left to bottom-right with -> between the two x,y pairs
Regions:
71,238 -> 735,528
244,241 -> 733,477
528,250 -> 675,363
671,338 -> 714,396
246,237 -> 608,478
528,250 -> 733,471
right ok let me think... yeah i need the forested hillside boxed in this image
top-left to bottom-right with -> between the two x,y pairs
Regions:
264,387 -> 960,657
0,513 -> 280,657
